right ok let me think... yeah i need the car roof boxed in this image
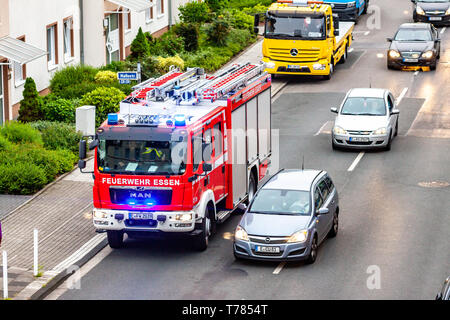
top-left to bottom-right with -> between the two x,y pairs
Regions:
347,88 -> 387,99
262,169 -> 323,192
399,23 -> 430,30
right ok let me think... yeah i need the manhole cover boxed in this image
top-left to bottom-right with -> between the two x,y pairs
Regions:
418,181 -> 450,188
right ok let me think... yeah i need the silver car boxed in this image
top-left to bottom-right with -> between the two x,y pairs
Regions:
331,88 -> 400,150
233,169 -> 339,264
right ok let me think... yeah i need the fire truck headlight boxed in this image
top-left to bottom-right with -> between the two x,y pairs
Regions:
313,63 -> 327,70
176,213 -> 192,221
265,62 -> 276,69
93,210 -> 108,219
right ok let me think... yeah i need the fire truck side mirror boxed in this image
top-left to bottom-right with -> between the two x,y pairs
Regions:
202,163 -> 212,172
78,160 -> 86,170
79,140 -> 87,159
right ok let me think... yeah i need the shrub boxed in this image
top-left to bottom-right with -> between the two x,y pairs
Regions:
174,23 -> 199,52
95,70 -> 117,83
130,27 -> 150,60
30,121 -> 82,155
206,0 -> 229,12
242,4 -> 269,16
50,65 -> 97,96
179,2 -> 210,24
0,135 -> 12,152
41,98 -> 77,123
0,162 -> 47,195
100,60 -> 128,72
229,0 -> 272,10
51,81 -> 100,100
181,47 -> 231,72
157,55 -> 185,73
80,87 -> 126,127
149,32 -> 184,57
18,78 -> 44,122
206,17 -> 231,46
229,10 -> 254,33
0,121 -> 43,146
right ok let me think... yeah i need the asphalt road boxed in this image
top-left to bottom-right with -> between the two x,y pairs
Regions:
53,0 -> 449,300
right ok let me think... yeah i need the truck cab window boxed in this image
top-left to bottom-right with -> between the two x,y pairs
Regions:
192,131 -> 203,172
213,122 -> 223,157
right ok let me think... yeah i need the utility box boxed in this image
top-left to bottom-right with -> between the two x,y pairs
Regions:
76,105 -> 96,136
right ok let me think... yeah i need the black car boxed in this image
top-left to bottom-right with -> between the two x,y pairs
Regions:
387,23 -> 441,70
412,0 -> 450,26
436,276 -> 450,300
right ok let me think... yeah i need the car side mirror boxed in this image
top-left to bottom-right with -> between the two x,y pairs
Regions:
317,208 -> 329,215
387,38 -> 393,42
237,203 -> 248,211
331,107 -> 338,114
391,109 -> 400,115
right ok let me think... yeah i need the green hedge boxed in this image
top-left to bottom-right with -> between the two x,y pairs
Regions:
0,121 -> 43,146
81,87 -> 126,127
29,121 -> 82,156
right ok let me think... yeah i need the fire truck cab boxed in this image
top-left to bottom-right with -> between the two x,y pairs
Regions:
78,63 -> 273,251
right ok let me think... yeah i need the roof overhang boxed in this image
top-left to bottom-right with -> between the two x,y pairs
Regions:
0,36 -> 47,65
106,0 -> 153,13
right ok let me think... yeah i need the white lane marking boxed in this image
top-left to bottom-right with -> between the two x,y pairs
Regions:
396,87 -> 408,105
348,48 -> 354,53
351,50 -> 366,70
348,152 -> 365,172
273,262 -> 286,275
315,121 -> 331,136
406,97 -> 429,137
441,27 -> 446,35
364,31 -> 370,36
44,245 -> 113,300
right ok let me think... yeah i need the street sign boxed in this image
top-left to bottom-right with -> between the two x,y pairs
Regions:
119,79 -> 131,84
118,72 -> 138,81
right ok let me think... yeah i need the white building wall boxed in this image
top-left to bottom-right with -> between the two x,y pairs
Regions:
83,0 -> 107,67
9,0 -> 81,107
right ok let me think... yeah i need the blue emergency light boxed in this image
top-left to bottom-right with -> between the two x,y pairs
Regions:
107,113 -> 119,125
174,114 -> 186,126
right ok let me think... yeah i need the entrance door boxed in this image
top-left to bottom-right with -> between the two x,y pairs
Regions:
0,65 -> 4,126
106,13 -> 120,64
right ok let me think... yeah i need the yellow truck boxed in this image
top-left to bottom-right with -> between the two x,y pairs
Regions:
261,0 -> 355,80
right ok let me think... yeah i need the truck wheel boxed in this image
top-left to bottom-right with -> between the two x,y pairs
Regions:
248,174 -> 257,203
107,230 -> 124,249
339,46 -> 348,64
194,208 -> 213,251
305,235 -> 318,264
430,62 -> 437,71
324,61 -> 334,80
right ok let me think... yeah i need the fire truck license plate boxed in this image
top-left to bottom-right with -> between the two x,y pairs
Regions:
129,213 -> 153,220
288,65 -> 301,70
255,246 -> 280,253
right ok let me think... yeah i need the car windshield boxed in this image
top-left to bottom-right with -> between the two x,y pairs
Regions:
265,14 -> 326,40
97,139 -> 187,176
394,29 -> 432,41
249,189 -> 311,216
341,97 -> 387,116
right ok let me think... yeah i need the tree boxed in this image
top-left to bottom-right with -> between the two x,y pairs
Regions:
130,27 -> 150,60
18,77 -> 44,122
174,23 -> 199,52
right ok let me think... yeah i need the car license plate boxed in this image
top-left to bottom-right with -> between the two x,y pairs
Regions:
287,65 -> 301,70
129,212 -> 153,220
349,137 -> 370,142
429,17 -> 442,21
403,58 -> 418,63
255,246 -> 280,253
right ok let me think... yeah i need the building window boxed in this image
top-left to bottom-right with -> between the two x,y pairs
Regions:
63,17 -> 74,61
124,10 -> 131,31
46,23 -> 58,67
145,1 -> 154,23
14,36 -> 26,86
157,0 -> 164,16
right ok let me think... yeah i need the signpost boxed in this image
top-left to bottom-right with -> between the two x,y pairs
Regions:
118,63 -> 141,85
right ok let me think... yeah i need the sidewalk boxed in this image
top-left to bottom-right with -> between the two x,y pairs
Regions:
0,38 -> 287,300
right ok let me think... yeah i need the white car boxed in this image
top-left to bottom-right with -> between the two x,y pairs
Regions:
331,88 -> 400,151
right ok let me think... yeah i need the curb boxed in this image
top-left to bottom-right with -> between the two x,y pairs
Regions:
1,156 -> 95,221
13,235 -> 107,300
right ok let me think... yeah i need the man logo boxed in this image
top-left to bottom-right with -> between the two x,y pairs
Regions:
290,48 -> 299,57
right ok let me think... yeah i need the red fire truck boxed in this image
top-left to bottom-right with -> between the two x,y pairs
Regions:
78,62 -> 273,251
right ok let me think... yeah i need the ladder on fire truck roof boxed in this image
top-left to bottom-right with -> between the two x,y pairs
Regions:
128,62 -> 267,105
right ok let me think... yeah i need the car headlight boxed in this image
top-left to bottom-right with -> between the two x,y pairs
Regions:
389,50 -> 401,59
347,1 -> 356,8
175,213 -> 192,221
422,51 -> 434,59
333,126 -> 347,135
287,230 -> 308,243
373,127 -> 387,135
416,6 -> 425,15
93,210 -> 108,219
265,61 -> 276,69
446,7 -> 450,15
235,226 -> 249,241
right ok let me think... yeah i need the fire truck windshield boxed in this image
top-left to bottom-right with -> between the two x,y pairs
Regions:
97,139 -> 187,176
265,13 -> 326,40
